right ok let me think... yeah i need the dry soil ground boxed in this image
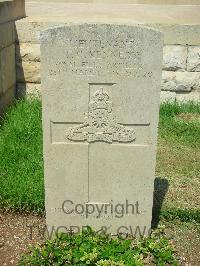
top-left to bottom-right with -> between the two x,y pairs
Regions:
0,211 -> 199,265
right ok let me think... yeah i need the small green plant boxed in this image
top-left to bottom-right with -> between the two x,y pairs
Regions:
19,227 -> 178,266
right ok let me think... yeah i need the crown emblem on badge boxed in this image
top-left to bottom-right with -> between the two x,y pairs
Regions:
66,88 -> 136,143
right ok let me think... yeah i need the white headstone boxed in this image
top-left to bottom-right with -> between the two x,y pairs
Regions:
41,23 -> 163,237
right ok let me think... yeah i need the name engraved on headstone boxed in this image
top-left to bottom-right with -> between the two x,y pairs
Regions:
47,37 -> 153,77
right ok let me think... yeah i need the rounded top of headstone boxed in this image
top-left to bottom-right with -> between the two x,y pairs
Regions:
40,23 -> 162,43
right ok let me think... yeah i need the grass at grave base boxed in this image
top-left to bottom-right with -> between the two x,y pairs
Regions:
0,98 -> 44,213
0,98 -> 200,224
156,102 -> 200,219
19,227 -> 179,266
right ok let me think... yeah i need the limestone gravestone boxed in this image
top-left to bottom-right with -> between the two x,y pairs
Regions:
41,24 -> 163,236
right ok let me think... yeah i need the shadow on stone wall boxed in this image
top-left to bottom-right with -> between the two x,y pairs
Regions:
15,23 -> 26,99
152,177 -> 169,228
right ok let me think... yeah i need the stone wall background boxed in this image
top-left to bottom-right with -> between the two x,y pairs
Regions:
161,45 -> 200,102
0,0 -> 25,115
15,43 -> 200,102
0,0 -> 200,105
0,1 -> 16,115
25,0 -> 200,4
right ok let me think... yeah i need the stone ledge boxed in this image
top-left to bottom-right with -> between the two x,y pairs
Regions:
25,2 -> 200,25
15,19 -> 200,45
147,24 -> 200,45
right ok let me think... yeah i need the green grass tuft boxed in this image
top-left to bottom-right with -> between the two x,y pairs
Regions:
0,99 -> 44,213
160,208 -> 200,223
159,102 -> 200,148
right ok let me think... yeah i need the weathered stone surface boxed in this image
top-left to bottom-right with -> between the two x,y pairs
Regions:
41,24 -> 163,235
0,85 -> 15,116
176,91 -> 200,102
0,0 -> 25,24
0,1 -> 13,24
17,82 -> 41,98
151,24 -> 200,46
160,91 -> 176,103
12,0 -> 26,20
163,45 -> 187,71
0,22 -> 15,50
162,71 -> 200,92
15,20 -> 62,44
16,43 -> 41,62
16,61 -> 41,83
0,44 -> 16,95
187,46 -> 200,72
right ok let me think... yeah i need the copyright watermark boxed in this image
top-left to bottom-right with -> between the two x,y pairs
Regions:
62,199 -> 140,218
26,224 -> 152,240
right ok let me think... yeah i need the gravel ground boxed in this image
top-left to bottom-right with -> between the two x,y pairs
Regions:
0,211 -> 45,266
0,211 -> 199,265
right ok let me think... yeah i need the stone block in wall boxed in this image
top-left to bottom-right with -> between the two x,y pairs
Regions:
17,83 -> 41,98
12,0 -> 26,21
0,1 -> 13,24
0,44 -> 16,95
0,0 -> 25,24
187,46 -> 200,72
16,44 -> 40,62
0,86 -> 15,116
161,71 -> 200,92
0,22 -> 15,50
16,61 -> 41,83
176,91 -> 200,103
160,91 -> 176,103
163,45 -> 187,71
